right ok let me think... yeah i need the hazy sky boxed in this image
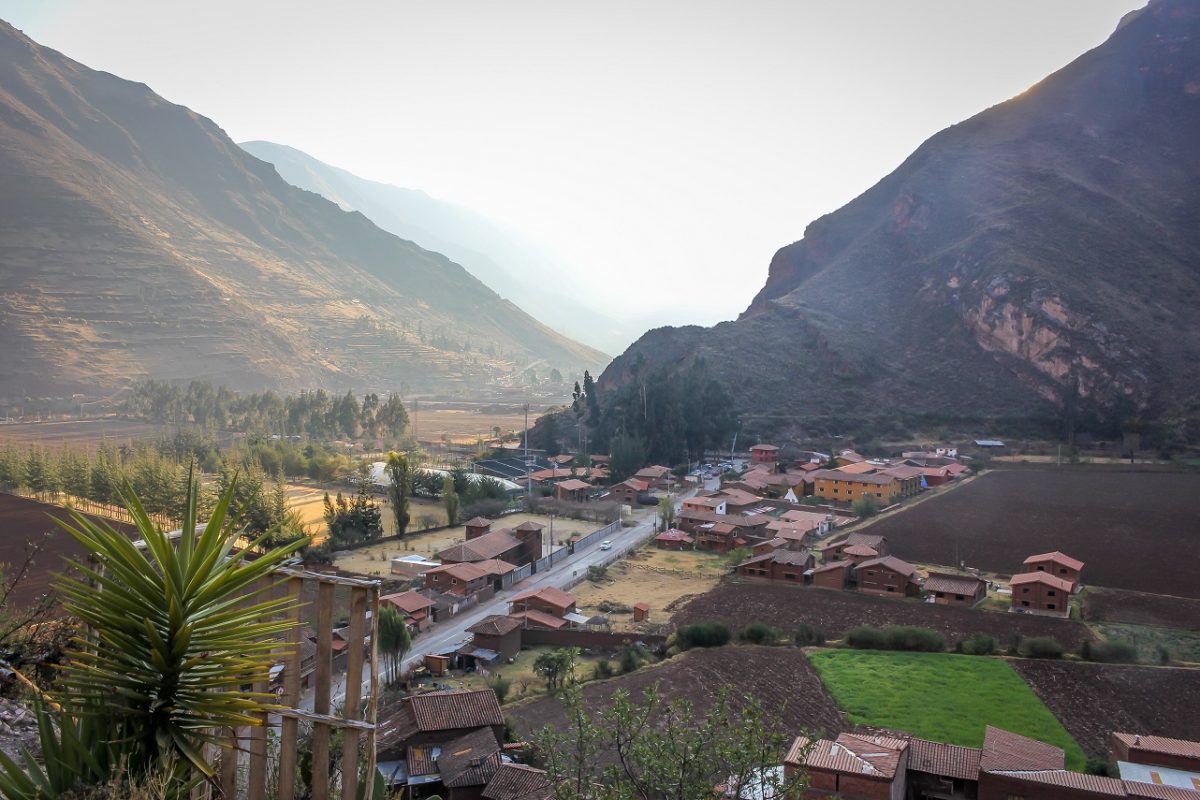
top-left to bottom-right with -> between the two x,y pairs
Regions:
1,0 -> 1143,331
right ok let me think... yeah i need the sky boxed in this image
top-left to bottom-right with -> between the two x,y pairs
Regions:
0,0 -> 1144,334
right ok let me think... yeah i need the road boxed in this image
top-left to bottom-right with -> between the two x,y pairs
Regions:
304,503 -> 674,711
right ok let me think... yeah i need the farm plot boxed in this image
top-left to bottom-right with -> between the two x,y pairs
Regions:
863,468 -> 1200,598
574,547 -> 726,630
0,417 -> 231,450
1013,660 -> 1200,759
673,582 -> 1092,649
1083,587 -> 1200,631
508,645 -> 846,742
810,651 -> 1086,769
0,493 -> 137,606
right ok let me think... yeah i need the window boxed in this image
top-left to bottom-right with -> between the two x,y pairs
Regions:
1047,603 -> 1056,610
936,592 -> 945,598
1047,590 -> 1056,597
886,586 -> 895,592
1036,565 -> 1045,571
955,594 -> 964,601
1022,587 -> 1030,594
1021,600 -> 1030,607
1059,568 -> 1068,574
785,573 -> 797,581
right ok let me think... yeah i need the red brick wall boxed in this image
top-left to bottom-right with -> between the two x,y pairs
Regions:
1011,580 -> 1068,615
813,568 -> 848,590
1024,560 -> 1080,588
472,629 -> 521,662
858,566 -> 916,597
836,774 -> 896,799
931,585 -> 984,606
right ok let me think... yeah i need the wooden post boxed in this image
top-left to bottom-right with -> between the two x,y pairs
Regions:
277,576 -> 304,800
312,580 -> 335,796
219,727 -> 240,798
340,587 -> 368,800
366,585 -> 380,800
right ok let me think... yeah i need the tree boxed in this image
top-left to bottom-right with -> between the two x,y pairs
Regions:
656,495 -> 675,532
385,450 -> 413,536
533,647 -> 578,693
608,432 -> 647,483
532,684 -> 809,800
442,475 -> 460,527
851,495 -> 879,517
323,486 -> 384,547
0,470 -> 307,795
378,605 -> 412,683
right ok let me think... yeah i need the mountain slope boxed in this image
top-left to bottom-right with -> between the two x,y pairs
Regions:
238,140 -> 621,354
601,0 -> 1200,437
0,20 -> 607,398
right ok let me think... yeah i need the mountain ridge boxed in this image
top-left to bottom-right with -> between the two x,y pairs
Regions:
0,19 -> 607,398
601,0 -> 1200,439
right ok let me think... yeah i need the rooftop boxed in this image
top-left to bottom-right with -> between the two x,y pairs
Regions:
483,763 -> 553,800
979,725 -> 1065,773
1010,571 -> 1074,592
1113,733 -> 1200,760
923,573 -> 985,595
1024,550 -> 1085,571
510,585 -> 576,609
467,615 -> 523,637
856,555 -> 917,576
907,738 -> 982,781
438,529 -> 523,562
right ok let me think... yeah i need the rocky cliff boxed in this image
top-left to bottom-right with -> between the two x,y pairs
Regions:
602,0 -> 1200,437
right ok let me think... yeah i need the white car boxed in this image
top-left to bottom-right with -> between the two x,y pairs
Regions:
599,541 -> 613,551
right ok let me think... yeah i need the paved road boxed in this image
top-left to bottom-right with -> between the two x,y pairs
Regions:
304,502 -> 677,711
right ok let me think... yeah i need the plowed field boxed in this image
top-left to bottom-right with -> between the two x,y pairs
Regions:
673,582 -> 1093,649
863,468 -> 1200,598
1082,587 -> 1200,632
0,493 -> 136,605
1012,660 -> 1200,759
507,645 -> 846,741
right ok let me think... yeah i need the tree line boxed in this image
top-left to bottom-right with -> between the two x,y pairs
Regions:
125,380 -> 409,441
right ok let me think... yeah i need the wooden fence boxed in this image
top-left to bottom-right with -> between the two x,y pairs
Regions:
5,487 -> 176,529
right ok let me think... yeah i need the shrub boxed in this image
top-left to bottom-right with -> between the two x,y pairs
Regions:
460,498 -> 509,521
1080,640 -> 1138,664
1156,644 -> 1171,665
738,622 -> 782,646
487,675 -> 512,703
1019,636 -> 1063,659
619,644 -> 650,674
850,496 -> 879,517
793,624 -> 826,647
593,660 -> 614,680
959,633 -> 998,656
675,621 -> 731,650
845,625 -> 887,650
883,626 -> 945,652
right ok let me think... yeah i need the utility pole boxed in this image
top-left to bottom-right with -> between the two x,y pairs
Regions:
523,403 -> 531,503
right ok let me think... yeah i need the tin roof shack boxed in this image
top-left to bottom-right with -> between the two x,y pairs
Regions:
1009,572 -> 1072,618
856,556 -> 920,598
466,615 -> 523,662
1022,551 -> 1085,592
785,733 -> 909,800
924,573 -> 987,607
1110,733 -> 1200,774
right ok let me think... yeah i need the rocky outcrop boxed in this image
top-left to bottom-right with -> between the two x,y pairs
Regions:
603,0 -> 1200,434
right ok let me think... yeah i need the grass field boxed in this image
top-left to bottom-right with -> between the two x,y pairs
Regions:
809,650 -> 1086,769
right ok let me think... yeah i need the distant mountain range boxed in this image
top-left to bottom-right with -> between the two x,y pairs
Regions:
0,19 -> 607,399
601,0 -> 1200,439
238,141 -> 625,355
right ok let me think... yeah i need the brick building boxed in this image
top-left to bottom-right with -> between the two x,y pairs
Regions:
856,555 -> 920,597
786,733 -> 909,799
423,560 -> 514,597
608,478 -> 649,506
1022,551 -> 1085,591
380,590 -> 437,632
508,586 -> 577,618
466,615 -> 523,662
924,573 -> 987,607
750,443 -> 780,465
811,560 -> 852,590
1009,572 -> 1072,617
734,549 -> 815,582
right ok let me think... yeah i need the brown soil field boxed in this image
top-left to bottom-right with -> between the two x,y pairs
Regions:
1083,587 -> 1200,632
862,468 -> 1200,598
0,417 -> 177,450
507,645 -> 846,741
410,407 -> 529,446
673,582 -> 1093,649
573,547 -> 727,631
1012,660 -> 1200,759
0,493 -> 137,605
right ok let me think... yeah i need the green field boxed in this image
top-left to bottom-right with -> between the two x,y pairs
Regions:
809,651 -> 1086,770
1094,622 -> 1200,664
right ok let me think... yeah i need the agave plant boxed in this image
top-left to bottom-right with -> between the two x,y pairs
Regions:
0,468 -> 307,797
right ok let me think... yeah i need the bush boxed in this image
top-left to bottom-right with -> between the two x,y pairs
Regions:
738,622 -> 782,646
460,498 -> 509,521
1019,636 -> 1063,659
793,624 -> 826,647
845,626 -> 887,650
593,660 -> 614,680
959,633 -> 998,656
845,625 -> 945,652
1080,640 -> 1138,664
619,644 -> 651,674
487,675 -> 512,703
850,496 -> 879,517
675,621 -> 732,650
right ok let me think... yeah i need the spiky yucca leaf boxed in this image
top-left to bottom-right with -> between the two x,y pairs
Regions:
50,468 -> 307,779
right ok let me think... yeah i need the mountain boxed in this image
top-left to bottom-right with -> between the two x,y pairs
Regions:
600,0 -> 1200,440
0,20 -> 607,399
238,140 -> 622,354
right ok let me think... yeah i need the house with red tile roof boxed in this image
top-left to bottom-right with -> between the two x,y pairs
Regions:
811,560 -> 853,590
785,732 -> 909,798
1111,733 -> 1200,773
634,464 -> 673,489
734,549 -> 814,583
856,555 -> 920,598
608,478 -> 649,506
482,763 -> 552,800
842,543 -> 880,565
654,528 -> 694,550
466,615 -> 523,661
424,560 -> 515,597
509,586 -> 577,618
554,478 -> 593,502
380,590 -> 438,632
1023,550 -> 1085,591
1010,572 -> 1072,617
924,572 -> 987,607
750,443 -> 780,465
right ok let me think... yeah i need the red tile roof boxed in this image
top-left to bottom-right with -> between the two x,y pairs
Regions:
655,528 -> 694,543
812,560 -> 851,574
555,479 -> 592,491
513,521 -> 545,532
407,689 -> 504,733
979,726 -> 1065,772
440,727 -> 503,788
381,590 -> 436,614
1112,733 -> 1200,760
988,769 -> 1127,796
438,529 -> 523,562
635,465 -> 671,479
467,615 -> 523,637
483,763 -> 553,800
842,544 -> 879,557
507,609 -> 567,629
1023,550 -> 1085,571
611,478 -> 649,493
845,532 -> 887,549
1010,572 -> 1074,592
856,555 -> 918,577
1124,781 -> 1200,799
464,516 -> 494,528
923,573 -> 985,595
907,739 -> 982,781
751,444 -> 780,451
812,469 -> 899,485
787,733 -> 908,779
510,586 -> 576,610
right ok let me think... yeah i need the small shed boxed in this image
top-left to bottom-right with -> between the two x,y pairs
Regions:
633,603 -> 650,623
424,653 -> 451,676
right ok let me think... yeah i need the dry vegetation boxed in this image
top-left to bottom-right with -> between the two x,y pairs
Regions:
574,547 -> 727,631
